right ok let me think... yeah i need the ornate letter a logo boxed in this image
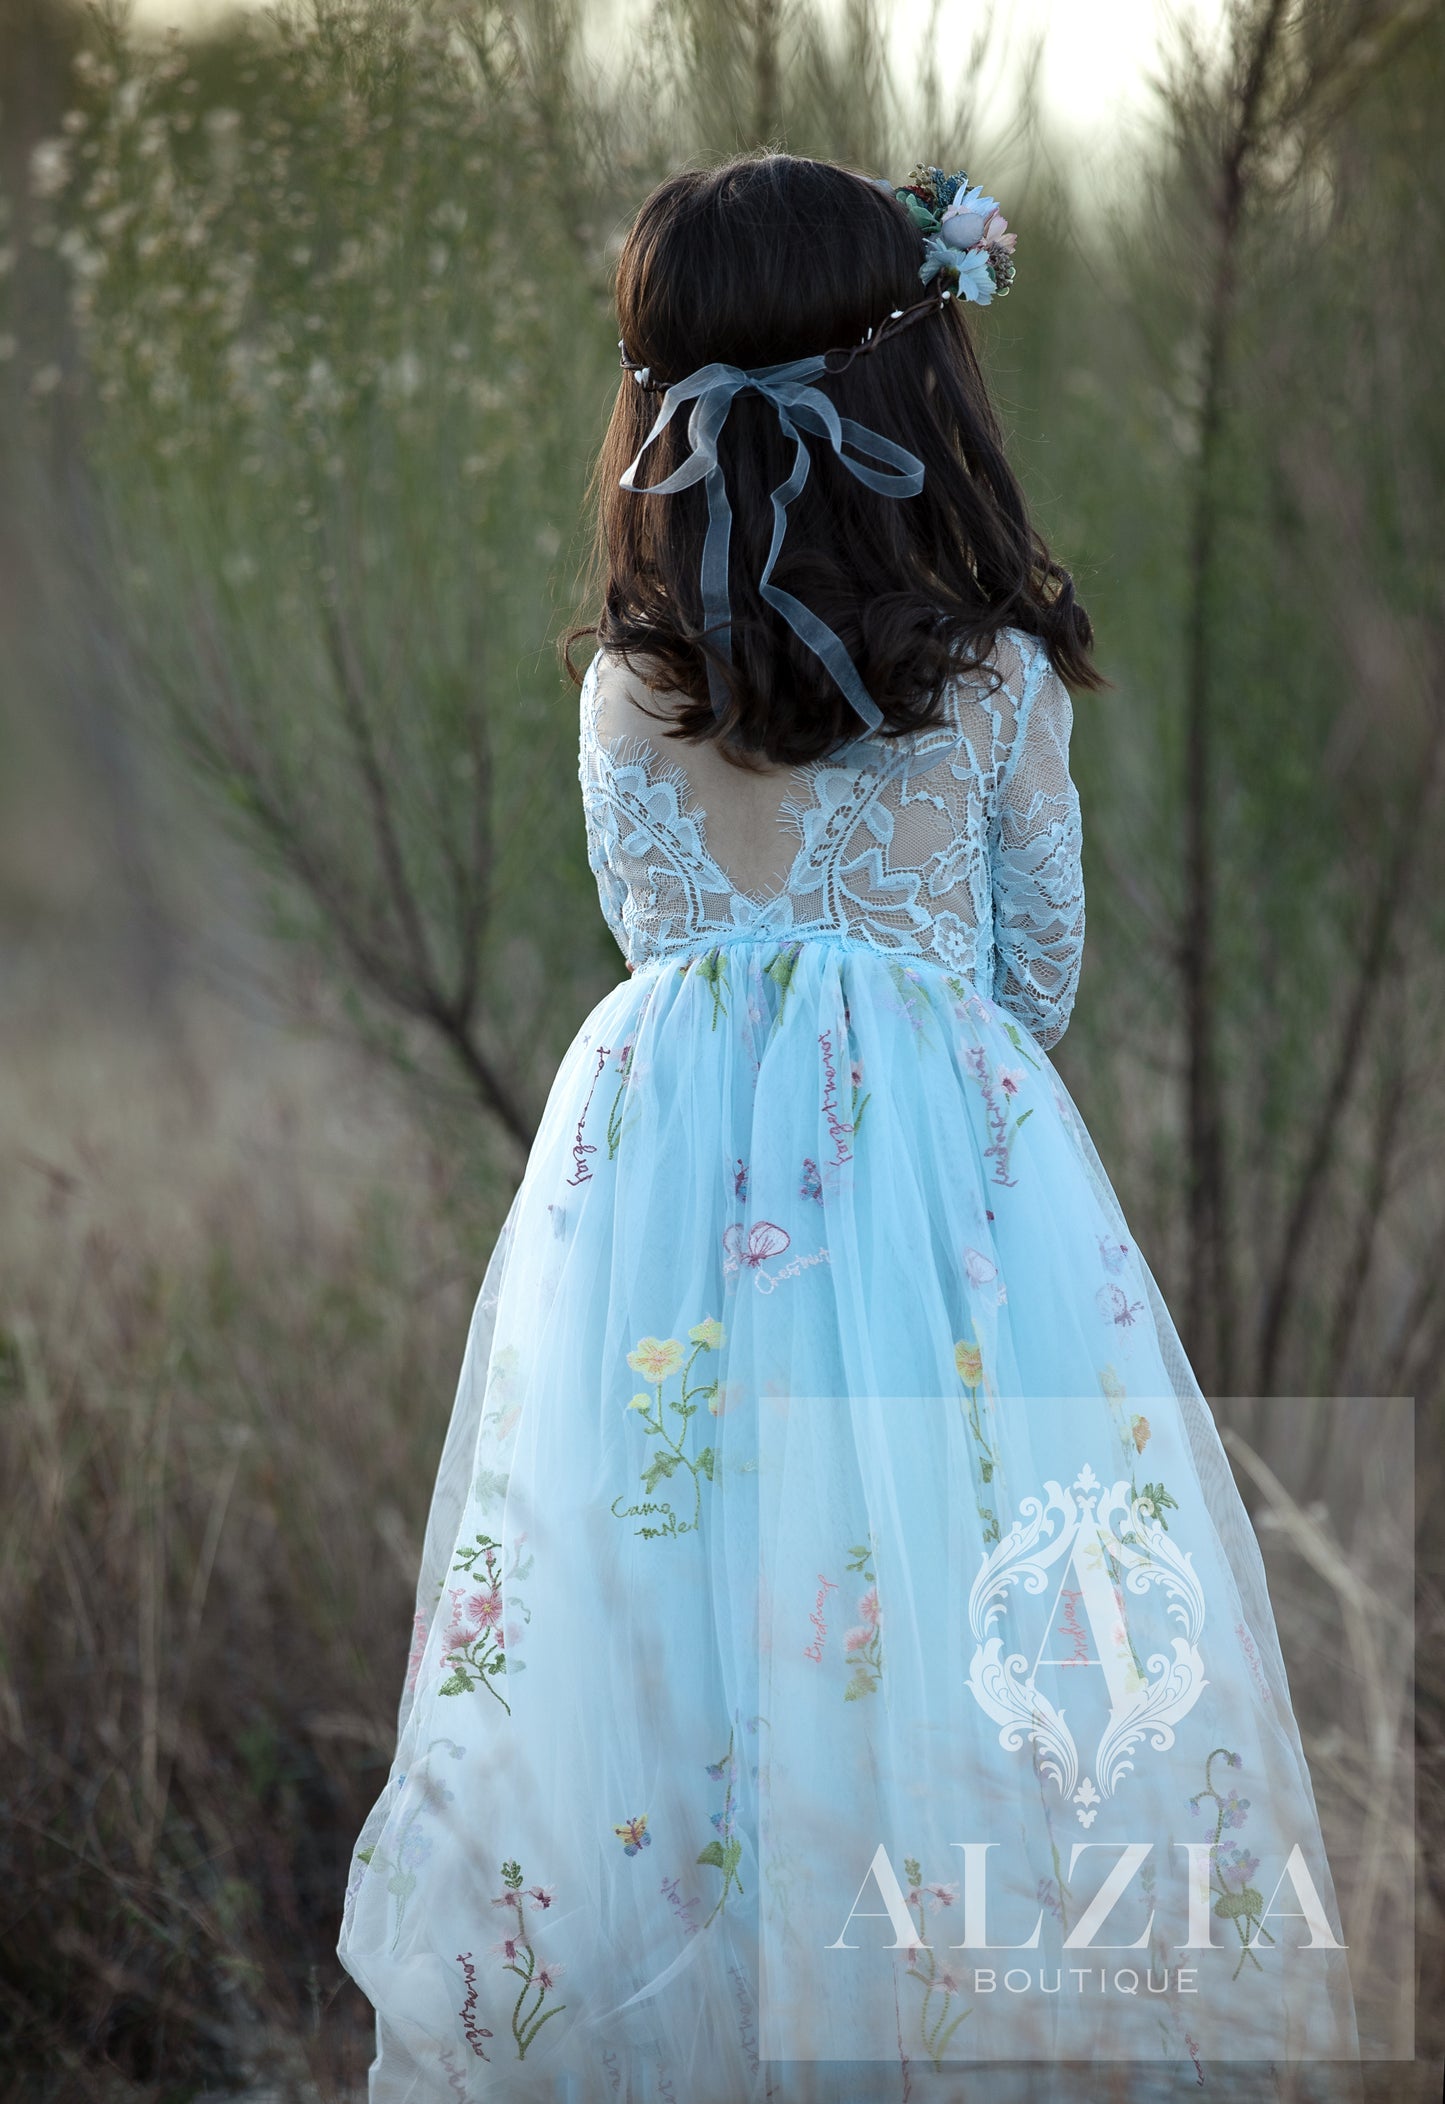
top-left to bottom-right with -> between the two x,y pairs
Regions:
965,1464 -> 1207,1825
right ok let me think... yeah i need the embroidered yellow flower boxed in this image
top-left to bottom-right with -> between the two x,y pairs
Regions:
1098,1363 -> 1126,1402
954,1338 -> 983,1389
627,1392 -> 653,1413
688,1317 -> 726,1351
627,1336 -> 685,1381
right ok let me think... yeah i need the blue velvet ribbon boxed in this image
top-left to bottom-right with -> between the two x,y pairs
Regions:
618,354 -> 926,735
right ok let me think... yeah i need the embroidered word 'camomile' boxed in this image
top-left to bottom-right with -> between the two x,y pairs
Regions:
616,161 -> 1019,735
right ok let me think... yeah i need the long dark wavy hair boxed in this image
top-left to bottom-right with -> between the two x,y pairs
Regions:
562,151 -> 1107,771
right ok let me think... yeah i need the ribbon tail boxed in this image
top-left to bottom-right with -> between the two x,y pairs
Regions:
756,415 -> 885,738
759,582 -> 885,737
697,457 -> 736,721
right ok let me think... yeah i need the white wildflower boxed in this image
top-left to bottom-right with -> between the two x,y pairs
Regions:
29,138 -> 71,200
388,348 -> 422,400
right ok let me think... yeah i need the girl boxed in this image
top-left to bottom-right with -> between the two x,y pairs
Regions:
338,152 -> 1359,2104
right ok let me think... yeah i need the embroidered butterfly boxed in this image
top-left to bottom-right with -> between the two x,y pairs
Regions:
799,1157 -> 823,1204
613,1815 -> 651,1856
1096,1283 -> 1144,1328
1098,1234 -> 1131,1274
722,1220 -> 791,1273
963,1242 -> 1008,1307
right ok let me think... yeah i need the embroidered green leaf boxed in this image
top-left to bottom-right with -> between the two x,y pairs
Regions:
1003,1022 -> 1043,1071
1215,1889 -> 1264,1920
1139,1481 -> 1178,1529
642,1451 -> 681,1492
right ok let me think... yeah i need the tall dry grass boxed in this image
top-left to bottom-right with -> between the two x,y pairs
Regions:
0,941 -> 508,2093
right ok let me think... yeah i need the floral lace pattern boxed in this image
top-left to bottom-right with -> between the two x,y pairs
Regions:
577,625 -> 1085,1048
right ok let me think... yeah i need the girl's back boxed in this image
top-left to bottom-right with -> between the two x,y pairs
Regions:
581,623 -> 1083,1049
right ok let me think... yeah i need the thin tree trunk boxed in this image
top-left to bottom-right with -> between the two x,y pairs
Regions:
752,0 -> 781,144
1179,0 -> 1289,1394
1257,682 -> 1445,1391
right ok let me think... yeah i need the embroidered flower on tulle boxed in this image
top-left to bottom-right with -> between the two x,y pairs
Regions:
627,1335 -> 685,1381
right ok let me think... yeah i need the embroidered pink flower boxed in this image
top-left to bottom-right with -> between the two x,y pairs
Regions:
535,1962 -> 564,1991
405,1610 -> 429,1693
844,1625 -> 872,1653
922,1881 -> 959,1911
997,1065 -> 1024,1097
526,1884 -> 555,1910
858,1587 -> 880,1628
444,1587 -> 500,1649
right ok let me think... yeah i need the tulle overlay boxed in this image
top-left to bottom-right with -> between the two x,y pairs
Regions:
336,937 -> 1357,2102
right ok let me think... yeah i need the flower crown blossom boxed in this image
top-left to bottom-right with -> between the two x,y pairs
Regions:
876,164 -> 1018,306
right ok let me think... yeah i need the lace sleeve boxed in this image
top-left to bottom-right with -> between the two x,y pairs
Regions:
988,634 -> 1084,1050
578,655 -> 632,964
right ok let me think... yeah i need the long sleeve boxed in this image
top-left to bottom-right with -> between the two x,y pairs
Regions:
988,636 -> 1084,1051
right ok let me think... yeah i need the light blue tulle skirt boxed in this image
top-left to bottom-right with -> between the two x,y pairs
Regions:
336,937 -> 1361,2103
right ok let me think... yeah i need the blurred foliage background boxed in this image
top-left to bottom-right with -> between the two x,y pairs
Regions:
0,0 -> 1440,2093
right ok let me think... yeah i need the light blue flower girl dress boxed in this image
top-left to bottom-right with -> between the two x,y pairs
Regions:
337,627 -> 1360,2101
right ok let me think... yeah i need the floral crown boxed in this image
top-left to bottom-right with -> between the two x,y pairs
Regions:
876,164 -> 1018,306
618,161 -> 1017,393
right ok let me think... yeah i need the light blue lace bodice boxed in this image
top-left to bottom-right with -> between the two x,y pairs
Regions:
578,624 -> 1084,1048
